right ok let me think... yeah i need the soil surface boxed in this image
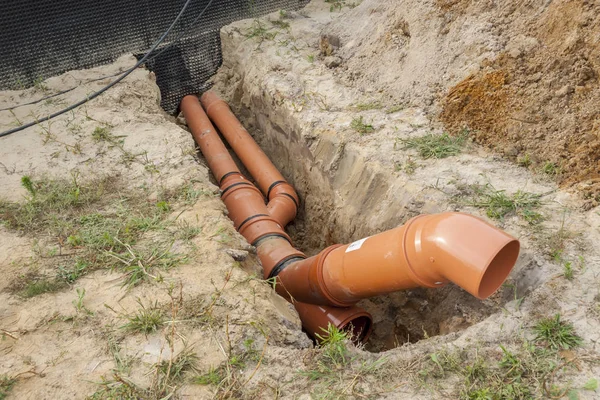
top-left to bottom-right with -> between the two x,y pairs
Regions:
1,1 -> 600,399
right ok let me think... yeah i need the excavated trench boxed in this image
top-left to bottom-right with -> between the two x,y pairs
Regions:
211,94 -> 539,353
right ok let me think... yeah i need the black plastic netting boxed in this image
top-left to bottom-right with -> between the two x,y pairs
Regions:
0,0 -> 308,114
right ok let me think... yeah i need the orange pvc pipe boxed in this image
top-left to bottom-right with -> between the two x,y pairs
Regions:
181,94 -> 372,342
276,213 -> 520,307
294,302 -> 372,343
200,91 -> 298,227
180,95 -> 239,182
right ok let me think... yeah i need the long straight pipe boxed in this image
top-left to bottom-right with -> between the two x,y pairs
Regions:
180,95 -> 372,342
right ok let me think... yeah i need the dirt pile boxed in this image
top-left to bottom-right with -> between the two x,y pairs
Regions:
441,0 -> 600,206
321,0 -> 599,205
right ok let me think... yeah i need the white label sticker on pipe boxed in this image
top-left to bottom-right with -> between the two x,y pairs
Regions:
346,237 -> 369,253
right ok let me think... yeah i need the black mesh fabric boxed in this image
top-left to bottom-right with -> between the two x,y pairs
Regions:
0,0 -> 308,113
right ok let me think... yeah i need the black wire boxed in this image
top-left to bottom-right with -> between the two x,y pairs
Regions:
0,0 -> 215,114
0,0 -> 214,138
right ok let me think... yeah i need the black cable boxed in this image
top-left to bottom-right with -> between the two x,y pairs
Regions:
0,0 -> 214,113
0,0 -> 214,138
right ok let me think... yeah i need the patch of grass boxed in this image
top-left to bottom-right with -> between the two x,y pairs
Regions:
87,375 -> 149,400
354,101 -> 383,111
517,154 -> 532,167
464,183 -> 543,224
325,0 -> 345,12
307,54 -> 315,63
0,375 -> 16,400
109,242 -> 185,287
175,220 -> 201,241
385,104 -> 405,114
19,278 -> 65,298
195,367 -> 225,385
418,341 -> 574,399
245,19 -> 277,44
121,299 -> 164,334
33,76 -> 49,93
543,211 -> 579,260
533,314 -> 582,350
57,259 -> 89,283
350,116 -> 375,135
1,176 -> 192,289
543,161 -> 560,176
397,131 -> 468,159
91,126 -> 114,142
270,19 -> 290,29
563,261 -> 574,280
156,348 -> 199,384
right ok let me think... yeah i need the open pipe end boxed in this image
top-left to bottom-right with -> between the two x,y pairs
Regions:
339,313 -> 373,344
294,302 -> 373,344
412,213 -> 521,300
477,238 -> 520,299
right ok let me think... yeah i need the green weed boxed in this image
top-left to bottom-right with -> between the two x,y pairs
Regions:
354,101 -> 383,111
121,299 -> 164,334
385,104 -> 405,114
533,314 -> 582,350
543,161 -> 560,176
518,154 -> 532,167
398,131 -> 468,159
86,375 -> 148,400
464,183 -> 543,223
350,116 -> 375,135
20,278 -> 64,298
307,54 -> 315,63
0,375 -> 16,400
156,348 -> 199,383
109,241 -> 185,287
91,126 -> 115,142
245,19 -> 277,44
195,367 -> 224,385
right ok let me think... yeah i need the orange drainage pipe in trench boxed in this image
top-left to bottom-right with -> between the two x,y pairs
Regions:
180,95 -> 373,342
275,213 -> 520,307
200,91 -> 298,228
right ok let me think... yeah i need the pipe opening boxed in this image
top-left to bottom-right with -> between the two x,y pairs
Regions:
478,239 -> 521,299
342,316 -> 373,343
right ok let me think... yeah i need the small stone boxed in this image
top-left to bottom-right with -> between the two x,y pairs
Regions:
555,85 -> 574,97
224,248 -> 249,261
324,56 -> 343,68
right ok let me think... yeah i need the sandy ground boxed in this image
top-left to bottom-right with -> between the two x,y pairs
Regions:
1,1 -> 600,399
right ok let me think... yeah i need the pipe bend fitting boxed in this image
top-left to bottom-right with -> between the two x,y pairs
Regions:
403,212 -> 520,299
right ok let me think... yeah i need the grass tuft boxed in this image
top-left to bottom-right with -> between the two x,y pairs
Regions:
398,131 -> 468,159
353,101 -> 383,111
0,375 -> 16,400
19,278 -> 65,298
464,183 -> 543,224
195,367 -> 224,386
121,299 -> 164,334
533,314 -> 582,350
350,116 -> 375,135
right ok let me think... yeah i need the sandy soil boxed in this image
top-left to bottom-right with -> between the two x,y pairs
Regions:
1,1 -> 600,399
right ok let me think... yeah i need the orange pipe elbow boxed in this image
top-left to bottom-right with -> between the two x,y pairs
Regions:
275,213 -> 520,306
294,302 -> 372,343
200,91 -> 298,227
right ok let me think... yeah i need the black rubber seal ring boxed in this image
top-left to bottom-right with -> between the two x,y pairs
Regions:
220,181 -> 254,196
266,180 -> 286,199
267,255 -> 307,280
219,171 -> 240,185
280,192 -> 299,209
252,233 -> 291,247
237,213 -> 269,230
